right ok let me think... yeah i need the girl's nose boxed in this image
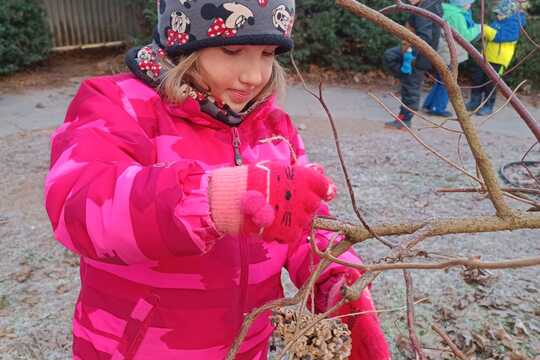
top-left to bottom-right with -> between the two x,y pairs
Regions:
239,62 -> 263,86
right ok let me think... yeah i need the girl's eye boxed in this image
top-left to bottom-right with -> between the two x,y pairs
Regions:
222,48 -> 241,55
263,51 -> 275,57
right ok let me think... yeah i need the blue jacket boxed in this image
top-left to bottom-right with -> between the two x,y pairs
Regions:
489,12 -> 526,43
483,11 -> 526,67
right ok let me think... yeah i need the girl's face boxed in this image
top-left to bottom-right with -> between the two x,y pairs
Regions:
197,45 -> 277,112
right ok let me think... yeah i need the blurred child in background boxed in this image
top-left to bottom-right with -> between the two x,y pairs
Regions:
423,0 -> 481,117
466,0 -> 527,115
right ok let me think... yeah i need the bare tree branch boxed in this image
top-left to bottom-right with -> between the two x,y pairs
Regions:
314,212 -> 540,244
380,4 -> 540,142
337,0 -> 513,218
289,51 -> 395,248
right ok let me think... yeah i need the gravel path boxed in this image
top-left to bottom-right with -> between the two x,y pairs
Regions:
0,110 -> 539,359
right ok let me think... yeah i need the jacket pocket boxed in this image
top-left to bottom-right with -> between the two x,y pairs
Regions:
111,294 -> 160,360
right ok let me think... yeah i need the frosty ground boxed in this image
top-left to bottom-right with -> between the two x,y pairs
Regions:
0,54 -> 539,359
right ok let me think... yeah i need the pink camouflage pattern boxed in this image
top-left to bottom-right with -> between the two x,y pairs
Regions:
44,73 -> 377,359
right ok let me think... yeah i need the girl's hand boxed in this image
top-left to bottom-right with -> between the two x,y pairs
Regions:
319,269 -> 391,360
209,161 -> 336,244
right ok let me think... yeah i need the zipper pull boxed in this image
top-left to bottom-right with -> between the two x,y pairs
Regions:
232,127 -> 243,166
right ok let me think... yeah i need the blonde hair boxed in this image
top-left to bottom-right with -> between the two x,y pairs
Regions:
159,51 -> 287,106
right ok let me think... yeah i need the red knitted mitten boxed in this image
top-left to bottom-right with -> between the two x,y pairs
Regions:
209,161 -> 335,243
320,269 -> 391,360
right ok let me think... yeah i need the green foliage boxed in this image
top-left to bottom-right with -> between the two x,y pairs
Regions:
136,0 -> 540,88
526,0 -> 540,15
127,0 -> 157,46
289,0 -> 405,70
142,0 -> 158,35
138,0 -> 402,71
506,15 -> 540,89
468,1 -> 540,90
0,0 -> 52,75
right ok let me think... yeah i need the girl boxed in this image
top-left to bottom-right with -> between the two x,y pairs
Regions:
44,0 -> 390,359
466,0 -> 527,115
422,0 -> 481,117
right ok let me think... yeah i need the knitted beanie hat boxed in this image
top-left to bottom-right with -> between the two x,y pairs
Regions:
449,0 -> 475,7
126,0 -> 295,87
493,0 -> 519,17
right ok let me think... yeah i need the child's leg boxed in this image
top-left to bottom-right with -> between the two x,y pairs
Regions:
434,72 -> 449,111
423,71 -> 443,111
400,67 -> 425,118
483,63 -> 503,106
423,82 -> 436,110
478,63 -> 503,115
424,72 -> 450,116
467,61 -> 486,111
431,82 -> 450,114
383,47 -> 421,128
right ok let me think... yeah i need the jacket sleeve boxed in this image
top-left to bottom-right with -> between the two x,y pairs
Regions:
285,208 -> 362,302
409,7 -> 441,70
280,117 -> 362,305
446,12 -> 480,42
44,78 -> 220,265
487,15 -> 524,43
483,24 -> 498,42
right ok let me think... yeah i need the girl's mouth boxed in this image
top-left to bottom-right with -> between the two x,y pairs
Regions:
228,89 -> 253,103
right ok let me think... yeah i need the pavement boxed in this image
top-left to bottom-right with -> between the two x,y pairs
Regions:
1,79 -> 539,140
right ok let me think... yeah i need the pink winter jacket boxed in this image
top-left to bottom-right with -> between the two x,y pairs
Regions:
44,74 -> 364,359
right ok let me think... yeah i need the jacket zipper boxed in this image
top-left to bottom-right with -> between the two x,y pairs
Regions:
232,127 -> 243,166
238,227 -> 249,331
231,127 -> 249,329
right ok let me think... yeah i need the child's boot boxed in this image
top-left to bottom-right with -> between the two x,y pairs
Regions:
466,91 -> 483,112
384,110 -> 412,130
477,94 -> 496,116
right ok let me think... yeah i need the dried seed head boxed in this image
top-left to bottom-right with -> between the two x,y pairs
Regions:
272,308 -> 352,359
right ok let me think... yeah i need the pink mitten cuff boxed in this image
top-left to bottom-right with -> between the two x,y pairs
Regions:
208,166 -> 248,235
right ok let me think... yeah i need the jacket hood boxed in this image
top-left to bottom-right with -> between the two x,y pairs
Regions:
442,2 -> 470,15
491,11 -> 527,30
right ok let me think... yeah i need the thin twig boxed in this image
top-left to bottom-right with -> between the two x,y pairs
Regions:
380,2 -> 540,147
370,93 -> 482,184
404,270 -> 427,360
520,142 -> 540,187
330,297 -> 430,320
372,93 -> 540,208
432,324 -> 469,360
478,80 -> 528,127
289,51 -> 395,248
438,186 -> 540,196
312,243 -> 540,272
388,93 -> 463,134
457,133 -> 468,174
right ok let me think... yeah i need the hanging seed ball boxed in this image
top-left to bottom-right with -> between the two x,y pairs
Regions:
271,308 -> 352,360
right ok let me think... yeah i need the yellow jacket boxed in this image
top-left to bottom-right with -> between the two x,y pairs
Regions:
482,12 -> 526,68
483,25 -> 517,68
